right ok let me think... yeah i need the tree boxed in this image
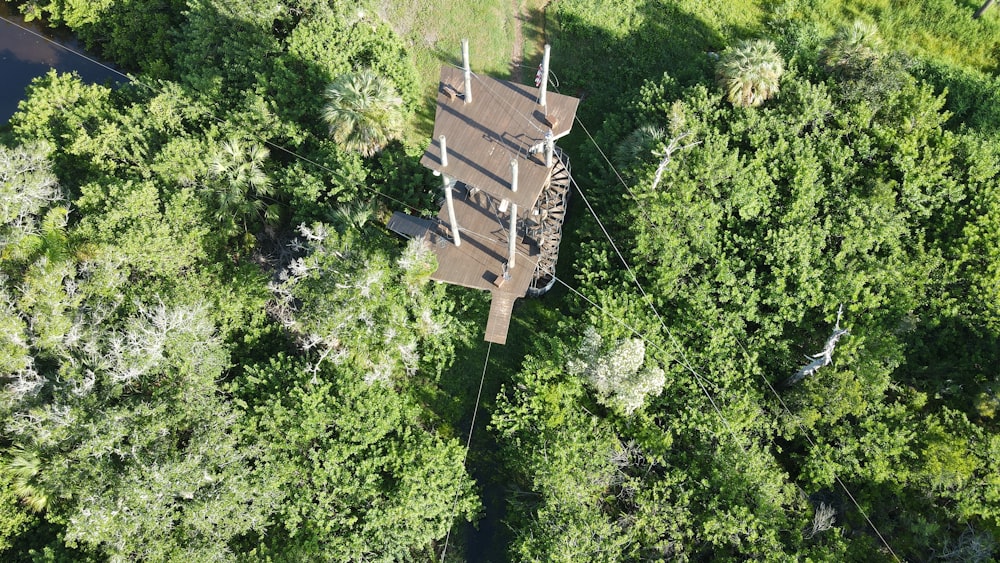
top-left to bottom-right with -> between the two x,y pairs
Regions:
322,69 -> 404,157
204,137 -> 275,235
567,326 -> 665,415
716,39 -> 785,107
1,298 -> 272,561
270,224 -> 456,383
236,354 -> 477,560
821,20 -> 883,77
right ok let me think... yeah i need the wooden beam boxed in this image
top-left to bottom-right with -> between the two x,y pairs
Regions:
508,203 -> 517,269
444,177 -> 461,247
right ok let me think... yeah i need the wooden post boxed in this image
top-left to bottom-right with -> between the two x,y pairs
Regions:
440,135 -> 448,167
539,44 -> 550,108
462,39 -> 472,104
510,159 -> 518,193
508,203 -> 517,269
544,130 -> 554,168
444,176 -> 461,247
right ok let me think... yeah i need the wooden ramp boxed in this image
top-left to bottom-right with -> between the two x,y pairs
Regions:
387,212 -> 436,239
484,293 -> 517,344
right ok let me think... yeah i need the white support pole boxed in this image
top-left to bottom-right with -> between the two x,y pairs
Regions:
508,203 -> 517,270
510,159 -> 518,193
544,130 -> 554,168
444,176 -> 461,247
439,135 -> 448,167
462,39 -> 472,104
539,44 -> 550,108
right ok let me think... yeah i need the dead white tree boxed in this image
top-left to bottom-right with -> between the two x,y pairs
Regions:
806,502 -> 836,538
650,132 -> 701,191
786,305 -> 848,386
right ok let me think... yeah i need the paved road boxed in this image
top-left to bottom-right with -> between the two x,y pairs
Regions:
0,5 -> 121,124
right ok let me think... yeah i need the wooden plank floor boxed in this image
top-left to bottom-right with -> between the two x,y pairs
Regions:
484,293 -> 516,344
419,66 -> 580,210
431,186 -> 539,295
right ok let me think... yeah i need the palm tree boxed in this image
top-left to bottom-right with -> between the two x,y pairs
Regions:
322,69 -> 404,157
206,138 -> 274,235
716,39 -> 785,108
6,446 -> 49,513
822,20 -> 883,77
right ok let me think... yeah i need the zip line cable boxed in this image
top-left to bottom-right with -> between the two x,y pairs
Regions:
733,336 -> 902,562
0,15 -> 129,81
9,17 -> 898,557
2,19 -> 492,558
567,177 -> 748,451
440,341 -> 491,562
5,22 -> 505,554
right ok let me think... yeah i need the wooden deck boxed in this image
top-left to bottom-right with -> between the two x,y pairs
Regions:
388,187 -> 540,344
484,294 -> 517,345
432,187 -> 539,294
419,66 -> 581,210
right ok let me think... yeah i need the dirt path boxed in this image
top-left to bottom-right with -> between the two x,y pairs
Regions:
510,0 -> 525,82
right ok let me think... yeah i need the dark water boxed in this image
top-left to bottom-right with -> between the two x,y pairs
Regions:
0,3 -> 122,124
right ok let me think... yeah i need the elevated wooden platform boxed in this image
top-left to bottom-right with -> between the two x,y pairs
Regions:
388,186 -> 541,345
391,53 -> 580,345
420,66 -> 580,210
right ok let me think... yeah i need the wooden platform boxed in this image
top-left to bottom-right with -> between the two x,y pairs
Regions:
485,294 -> 517,345
419,66 -> 580,210
386,213 -> 436,239
431,188 -> 539,294
396,57 -> 580,345
388,188 -> 540,344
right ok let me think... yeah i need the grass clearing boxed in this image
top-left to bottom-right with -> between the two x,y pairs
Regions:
792,0 -> 1000,71
375,0 -> 515,139
376,0 -> 551,140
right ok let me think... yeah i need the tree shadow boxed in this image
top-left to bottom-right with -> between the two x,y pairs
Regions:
544,0 -> 726,126
901,315 -> 999,421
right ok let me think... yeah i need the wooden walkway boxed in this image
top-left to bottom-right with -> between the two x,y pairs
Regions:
388,186 -> 540,345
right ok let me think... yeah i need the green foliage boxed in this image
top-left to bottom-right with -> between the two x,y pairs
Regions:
552,17 -> 1000,556
0,469 -> 36,554
271,223 -> 459,382
821,19 -> 884,77
716,39 -> 785,107
7,0 -> 1000,560
567,326 -> 665,415
322,69 -> 405,158
236,354 -> 477,560
204,138 -> 275,236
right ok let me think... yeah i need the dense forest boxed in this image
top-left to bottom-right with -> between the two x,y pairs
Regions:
1,0 -> 999,561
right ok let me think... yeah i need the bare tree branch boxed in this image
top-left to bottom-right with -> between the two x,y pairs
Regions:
786,304 -> 848,386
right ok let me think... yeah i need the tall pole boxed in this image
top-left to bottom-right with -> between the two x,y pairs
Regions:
510,159 -> 518,193
508,203 -> 517,269
462,39 -> 472,104
439,135 -> 448,167
544,130 -> 554,168
444,176 -> 461,247
539,44 -> 550,108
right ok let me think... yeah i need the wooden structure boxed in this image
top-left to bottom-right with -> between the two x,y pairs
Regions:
388,41 -> 580,344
